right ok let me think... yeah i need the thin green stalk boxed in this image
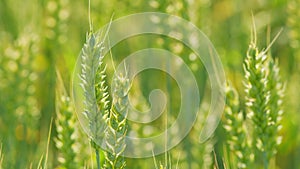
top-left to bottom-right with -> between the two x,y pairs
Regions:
37,154 -> 44,169
96,149 -> 101,169
43,118 -> 53,169
0,144 -> 3,169
263,152 -> 268,169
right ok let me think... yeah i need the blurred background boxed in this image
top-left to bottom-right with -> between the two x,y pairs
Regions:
0,0 -> 299,168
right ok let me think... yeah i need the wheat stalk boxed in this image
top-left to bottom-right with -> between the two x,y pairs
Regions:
0,144 -> 3,169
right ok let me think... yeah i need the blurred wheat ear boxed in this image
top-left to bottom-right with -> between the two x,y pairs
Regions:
223,82 -> 253,169
287,0 -> 300,61
54,71 -> 78,169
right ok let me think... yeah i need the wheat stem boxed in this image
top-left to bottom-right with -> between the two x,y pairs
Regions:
96,149 -> 101,169
0,144 -> 3,169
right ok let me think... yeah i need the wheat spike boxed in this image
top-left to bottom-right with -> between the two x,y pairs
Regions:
79,32 -> 108,146
55,71 -> 78,169
244,23 -> 284,168
223,82 -> 253,168
104,72 -> 130,169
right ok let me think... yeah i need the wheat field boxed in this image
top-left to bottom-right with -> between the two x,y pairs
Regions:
0,0 -> 299,168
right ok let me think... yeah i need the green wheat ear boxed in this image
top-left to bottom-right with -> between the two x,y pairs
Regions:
223,82 -> 253,168
244,23 -> 284,168
80,30 -> 112,169
79,32 -> 108,145
104,72 -> 130,169
55,71 -> 78,169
